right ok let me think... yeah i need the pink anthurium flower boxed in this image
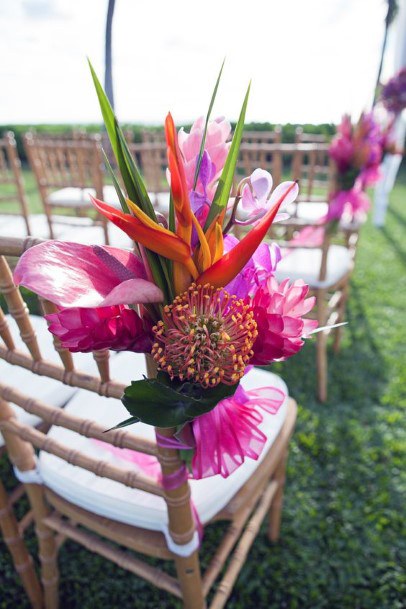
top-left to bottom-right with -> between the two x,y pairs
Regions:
13,241 -> 163,308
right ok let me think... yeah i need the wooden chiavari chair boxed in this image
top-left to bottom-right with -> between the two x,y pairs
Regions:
129,142 -> 170,214
294,127 -> 329,144
0,237 -> 108,607
0,236 -> 298,609
242,127 -> 282,145
23,134 -> 122,244
290,143 -> 334,206
269,213 -> 356,402
141,129 -> 166,144
0,132 -> 31,235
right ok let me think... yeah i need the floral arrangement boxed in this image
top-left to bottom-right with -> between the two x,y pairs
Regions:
14,63 -> 317,479
327,113 -> 386,223
380,67 -> 406,116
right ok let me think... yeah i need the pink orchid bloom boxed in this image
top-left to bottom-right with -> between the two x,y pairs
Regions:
178,116 -> 231,198
240,168 -> 274,219
14,241 -> 163,308
46,305 -> 152,353
250,277 -> 318,364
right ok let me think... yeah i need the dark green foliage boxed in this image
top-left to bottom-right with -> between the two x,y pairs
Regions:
0,176 -> 405,608
120,371 -> 238,428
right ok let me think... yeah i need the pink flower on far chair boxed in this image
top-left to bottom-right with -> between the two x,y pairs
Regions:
178,116 -> 231,199
251,277 -> 318,364
191,383 -> 285,479
46,305 -> 152,353
327,186 -> 371,222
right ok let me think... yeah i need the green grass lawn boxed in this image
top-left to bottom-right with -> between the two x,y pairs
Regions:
0,171 -> 405,609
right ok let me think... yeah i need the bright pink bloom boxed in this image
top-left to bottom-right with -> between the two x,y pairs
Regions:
14,241 -> 163,308
250,277 -> 317,364
329,115 -> 356,174
191,383 -> 285,478
46,305 -> 152,353
178,116 -> 231,199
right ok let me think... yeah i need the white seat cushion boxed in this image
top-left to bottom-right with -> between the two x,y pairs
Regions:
48,185 -> 121,209
148,192 -> 170,215
0,214 -> 81,239
293,201 -> 328,221
275,245 -> 352,288
57,224 -> 132,248
0,315 -> 102,447
39,352 -> 289,531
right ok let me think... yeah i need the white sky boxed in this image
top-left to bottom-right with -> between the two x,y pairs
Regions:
0,0 -> 399,126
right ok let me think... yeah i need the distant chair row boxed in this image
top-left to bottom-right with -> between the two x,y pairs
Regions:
0,129 -> 334,247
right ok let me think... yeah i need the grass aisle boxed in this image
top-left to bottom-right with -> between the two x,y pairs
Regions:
0,177 -> 405,609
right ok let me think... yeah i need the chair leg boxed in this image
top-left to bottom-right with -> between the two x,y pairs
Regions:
316,290 -> 328,402
0,479 -> 43,609
316,329 -> 328,402
333,282 -> 349,354
25,485 -> 59,609
268,450 -> 288,542
174,550 -> 206,609
44,205 -> 54,240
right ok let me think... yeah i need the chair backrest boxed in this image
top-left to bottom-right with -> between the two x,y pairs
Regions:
0,236 -> 195,547
129,142 -> 169,194
290,143 -> 334,203
242,127 -> 282,145
235,143 -> 283,188
24,133 -> 105,198
294,127 -> 330,144
141,130 -> 166,144
0,132 -> 31,234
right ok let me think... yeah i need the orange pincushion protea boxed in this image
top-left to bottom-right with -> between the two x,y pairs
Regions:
152,283 -> 258,388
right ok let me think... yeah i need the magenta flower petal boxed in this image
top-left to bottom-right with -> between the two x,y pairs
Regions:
251,276 -> 317,364
46,305 -> 152,353
99,278 -> 165,306
14,241 -> 163,307
191,383 -> 285,479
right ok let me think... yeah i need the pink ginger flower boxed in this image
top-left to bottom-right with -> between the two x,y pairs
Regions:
250,277 -> 318,364
329,116 -> 356,174
46,305 -> 152,353
14,241 -> 162,353
178,116 -> 231,199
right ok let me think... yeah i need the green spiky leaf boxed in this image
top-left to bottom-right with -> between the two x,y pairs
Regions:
193,58 -> 225,189
204,82 -> 250,230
